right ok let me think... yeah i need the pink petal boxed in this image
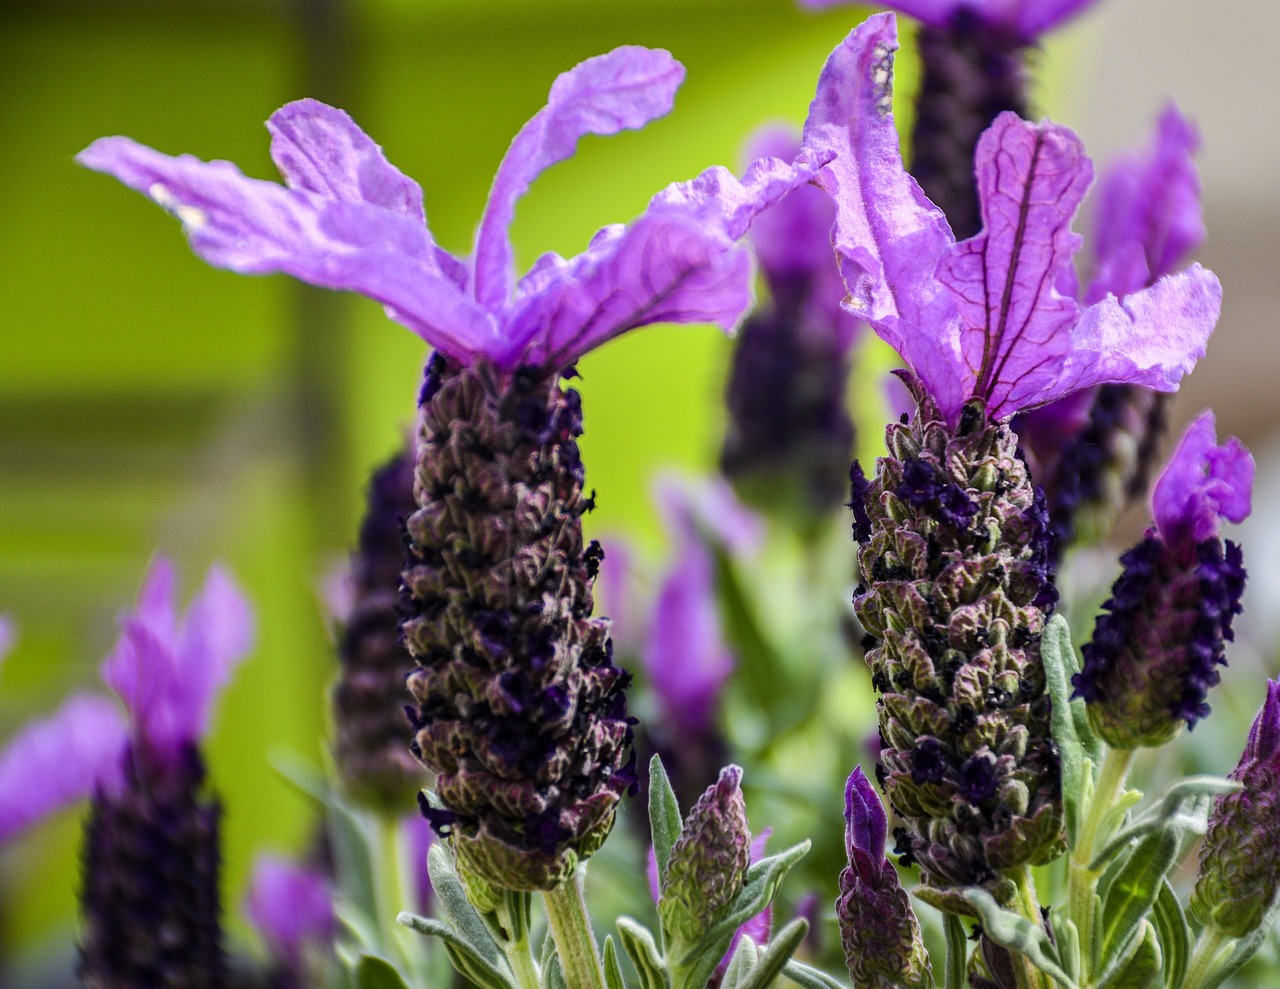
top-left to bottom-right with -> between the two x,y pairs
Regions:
1152,410 -> 1254,550
0,694 -> 127,843
471,46 -> 685,313
77,137 -> 499,361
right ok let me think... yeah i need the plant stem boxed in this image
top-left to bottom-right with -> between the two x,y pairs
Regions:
944,913 -> 968,989
1182,926 -> 1232,989
1068,745 -> 1134,982
543,872 -> 607,989
497,895 -> 542,989
1010,867 -> 1049,989
376,813 -> 419,971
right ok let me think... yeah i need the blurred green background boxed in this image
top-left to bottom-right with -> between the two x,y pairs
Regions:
5,0 -> 1274,980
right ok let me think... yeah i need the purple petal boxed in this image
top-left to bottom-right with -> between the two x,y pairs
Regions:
1017,0 -> 1103,38
1086,104 -> 1203,303
596,537 -> 645,660
403,813 -> 435,912
643,541 -> 734,737
1243,681 -> 1280,766
801,15 -> 964,416
1151,410 -> 1255,551
646,844 -> 661,902
500,210 -> 753,370
654,474 -> 763,558
173,565 -> 255,742
471,46 -> 685,313
267,99 -> 467,289
714,829 -> 773,978
940,113 -> 1092,421
77,137 -> 499,361
844,766 -> 886,874
0,615 -> 15,668
0,693 -> 127,843
245,853 -> 335,966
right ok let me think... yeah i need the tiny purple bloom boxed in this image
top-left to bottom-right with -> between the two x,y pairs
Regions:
1151,410 -> 1254,555
844,766 -> 887,883
799,0 -> 1100,42
102,557 -> 254,764
0,693 -> 128,843
1243,680 -> 1280,767
801,13 -> 1221,425
79,49 -> 828,374
245,853 -> 336,968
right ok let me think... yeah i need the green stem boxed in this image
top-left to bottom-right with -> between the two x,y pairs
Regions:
1182,926 -> 1233,989
376,813 -> 419,970
497,895 -> 541,989
944,913 -> 968,989
1009,868 -> 1049,989
1068,746 -> 1135,982
543,873 -> 607,989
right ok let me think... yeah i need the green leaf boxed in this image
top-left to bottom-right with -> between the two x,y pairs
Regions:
1054,915 -> 1082,983
961,889 -> 1078,989
673,841 -> 810,988
1097,920 -> 1160,989
1150,880 -> 1190,989
616,917 -> 669,989
648,755 -> 683,885
328,799 -> 380,948
424,844 -> 507,969
736,918 -> 809,989
1196,898 -> 1280,989
1099,829 -> 1179,964
781,960 -> 849,989
945,913 -> 968,989
355,955 -> 412,989
546,953 -> 569,989
1091,777 -> 1238,869
397,912 -> 516,989
1041,614 -> 1100,845
720,935 -> 758,989
713,545 -> 798,721
604,935 -> 628,989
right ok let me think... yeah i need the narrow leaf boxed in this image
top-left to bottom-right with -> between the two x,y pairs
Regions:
1041,614 -> 1100,844
1099,829 -> 1179,966
1097,920 -> 1160,989
616,917 -> 669,989
1091,777 -> 1236,869
1150,880 -> 1190,989
720,935 -> 758,989
736,918 -> 810,989
781,960 -> 849,989
604,936 -> 628,989
328,799 -> 380,945
961,889 -> 1079,989
945,913 -> 968,989
425,844 -> 507,968
397,912 -> 516,989
355,955 -> 412,989
649,755 -> 683,882
546,953 -> 569,989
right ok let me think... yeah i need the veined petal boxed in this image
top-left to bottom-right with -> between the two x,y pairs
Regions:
1151,410 -> 1254,550
471,46 -> 685,312
0,694 -> 127,843
267,100 -> 468,290
941,112 -> 1092,421
174,566 -> 255,742
801,15 -> 962,412
1086,104 -> 1203,302
500,210 -> 753,370
268,99 -> 426,221
77,137 -> 499,360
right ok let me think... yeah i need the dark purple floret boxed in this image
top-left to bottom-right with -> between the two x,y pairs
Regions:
896,457 -> 978,526
850,461 -> 874,545
79,744 -> 224,989
910,8 -> 1028,239
959,753 -> 1000,804
1074,533 -> 1246,748
911,738 -> 949,785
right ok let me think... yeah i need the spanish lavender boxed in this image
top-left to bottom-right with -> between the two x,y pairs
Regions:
1074,411 -> 1252,748
331,447 -> 427,813
245,854 -> 336,989
802,12 -> 1218,913
837,767 -> 932,989
720,127 -> 858,525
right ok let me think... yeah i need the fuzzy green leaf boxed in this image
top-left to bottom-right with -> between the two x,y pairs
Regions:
720,935 -> 758,989
328,799 -> 380,948
1042,614 -> 1100,845
604,936 -> 628,989
648,755 -> 683,885
1090,777 -> 1236,870
616,917 -> 669,989
1099,828 -> 1179,965
355,955 -> 412,989
1097,920 -> 1160,989
735,918 -> 809,989
425,844 -> 506,969
781,960 -> 850,989
397,913 -> 516,989
961,889 -> 1078,989
945,913 -> 968,989
1150,882 -> 1190,989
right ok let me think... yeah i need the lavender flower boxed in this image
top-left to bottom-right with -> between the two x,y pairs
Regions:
721,127 -> 859,523
837,768 -> 932,989
79,48 -> 823,895
1020,106 -> 1206,553
658,765 -> 753,943
1074,412 -> 1252,748
1192,681 -> 1280,938
245,854 -> 336,988
331,447 -> 428,813
80,558 -> 253,989
802,13 -> 1218,912
0,614 -> 13,665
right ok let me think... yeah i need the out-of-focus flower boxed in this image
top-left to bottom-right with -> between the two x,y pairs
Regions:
1075,412 -> 1252,747
245,854 -> 336,979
